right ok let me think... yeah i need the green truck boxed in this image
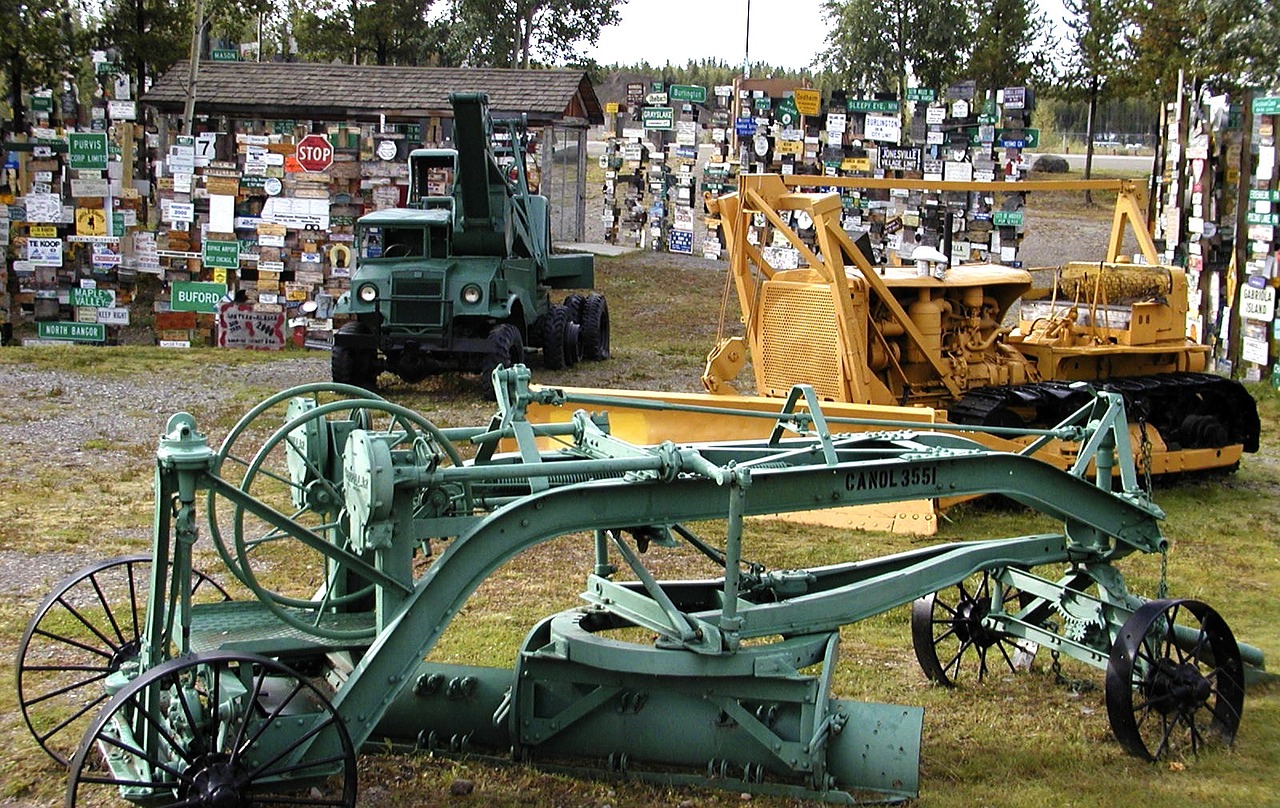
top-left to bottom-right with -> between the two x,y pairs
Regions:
332,92 -> 607,389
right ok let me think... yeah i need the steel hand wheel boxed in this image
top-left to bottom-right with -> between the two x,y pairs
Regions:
208,384 -> 465,640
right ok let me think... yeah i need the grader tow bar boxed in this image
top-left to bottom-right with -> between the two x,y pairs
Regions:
16,366 -> 1265,805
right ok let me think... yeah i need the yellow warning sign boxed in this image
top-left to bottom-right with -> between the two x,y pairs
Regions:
794,89 -> 821,116
75,207 -> 108,236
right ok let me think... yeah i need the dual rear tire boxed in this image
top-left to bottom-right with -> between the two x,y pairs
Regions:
543,292 -> 609,369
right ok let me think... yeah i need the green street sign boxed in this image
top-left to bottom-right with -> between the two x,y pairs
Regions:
397,123 -> 422,142
968,127 -> 1040,148
905,87 -> 936,102
68,132 -> 109,171
641,107 -> 674,130
993,210 -> 1024,227
1247,211 -> 1280,226
649,81 -> 665,93
211,49 -> 239,62
112,212 -> 125,237
1252,97 -> 1280,115
669,84 -> 707,104
1248,189 -> 1280,202
753,96 -> 771,112
775,96 -> 800,126
38,321 -> 105,342
847,99 -> 900,113
69,287 -> 116,308
30,95 -> 53,112
171,281 -> 227,313
203,240 -> 240,269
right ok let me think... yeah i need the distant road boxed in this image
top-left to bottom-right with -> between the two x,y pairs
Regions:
1025,152 -> 1156,176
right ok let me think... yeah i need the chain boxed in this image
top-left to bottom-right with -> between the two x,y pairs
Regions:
1159,546 -> 1170,598
1050,648 -> 1097,693
1137,416 -> 1154,495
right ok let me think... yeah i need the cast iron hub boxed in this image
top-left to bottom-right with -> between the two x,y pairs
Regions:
185,755 -> 247,807
108,638 -> 141,670
954,596 -> 998,647
1147,659 -> 1213,716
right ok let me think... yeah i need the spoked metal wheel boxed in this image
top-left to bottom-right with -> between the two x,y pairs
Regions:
16,555 -> 230,765
66,650 -> 356,807
207,384 -> 464,640
912,569 -> 1037,687
1105,598 -> 1245,761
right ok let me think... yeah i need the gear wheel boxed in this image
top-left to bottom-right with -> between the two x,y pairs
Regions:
1054,597 -> 1106,644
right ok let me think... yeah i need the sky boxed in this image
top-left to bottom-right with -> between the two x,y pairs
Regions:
587,0 -> 1072,73
589,0 -> 828,72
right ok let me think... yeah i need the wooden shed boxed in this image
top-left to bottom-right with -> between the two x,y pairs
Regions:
141,62 -> 603,240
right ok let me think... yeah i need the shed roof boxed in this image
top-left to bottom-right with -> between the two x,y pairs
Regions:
142,62 -> 603,126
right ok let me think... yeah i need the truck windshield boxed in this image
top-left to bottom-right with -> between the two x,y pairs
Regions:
362,227 -> 425,259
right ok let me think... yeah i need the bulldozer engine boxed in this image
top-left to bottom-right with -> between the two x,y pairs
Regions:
881,270 -> 1039,395
753,264 -> 1039,405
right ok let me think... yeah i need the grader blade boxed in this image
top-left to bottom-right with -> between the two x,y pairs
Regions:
19,365 -> 1265,806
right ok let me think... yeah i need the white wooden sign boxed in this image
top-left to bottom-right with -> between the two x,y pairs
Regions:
28,237 -> 63,265
1242,335 -> 1269,364
943,161 -> 974,182
1241,283 -> 1276,322
864,114 -> 901,143
97,307 -> 131,326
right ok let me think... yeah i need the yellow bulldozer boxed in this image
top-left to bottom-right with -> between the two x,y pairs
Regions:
700,173 -> 1258,477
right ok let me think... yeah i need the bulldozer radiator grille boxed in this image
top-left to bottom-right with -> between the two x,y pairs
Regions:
758,284 -> 843,399
391,277 -> 445,327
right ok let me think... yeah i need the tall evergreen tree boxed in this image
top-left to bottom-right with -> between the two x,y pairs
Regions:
295,0 -> 444,65
967,0 -> 1048,98
1,0 -> 81,130
818,0 -> 972,96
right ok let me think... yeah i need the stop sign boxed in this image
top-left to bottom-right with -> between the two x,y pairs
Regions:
295,134 -> 334,172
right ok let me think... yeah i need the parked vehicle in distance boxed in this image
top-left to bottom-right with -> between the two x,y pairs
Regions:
332,92 -> 608,390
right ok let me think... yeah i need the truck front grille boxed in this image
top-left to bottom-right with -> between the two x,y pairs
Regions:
391,277 -> 445,327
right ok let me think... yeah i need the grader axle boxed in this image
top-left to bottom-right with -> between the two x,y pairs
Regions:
16,367 -> 1263,805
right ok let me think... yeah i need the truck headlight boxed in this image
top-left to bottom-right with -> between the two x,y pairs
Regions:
357,284 -> 378,303
461,283 -> 483,305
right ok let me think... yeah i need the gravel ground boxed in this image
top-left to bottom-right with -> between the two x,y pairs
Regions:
0,356 -> 330,596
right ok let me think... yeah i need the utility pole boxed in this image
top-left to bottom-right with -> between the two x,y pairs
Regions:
743,0 -> 751,78
182,0 -> 205,136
